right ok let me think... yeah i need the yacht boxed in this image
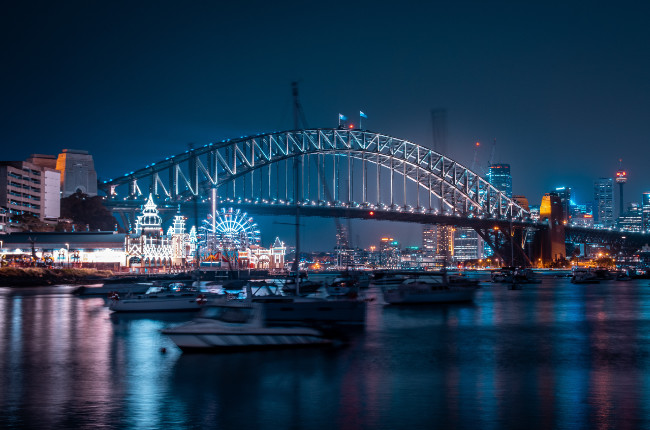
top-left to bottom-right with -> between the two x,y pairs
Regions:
162,301 -> 332,352
109,281 -> 211,312
368,272 -> 406,289
326,276 -> 360,298
381,272 -> 478,304
73,274 -> 193,296
491,268 -> 514,283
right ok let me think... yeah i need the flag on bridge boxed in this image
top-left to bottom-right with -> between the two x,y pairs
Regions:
359,111 -> 367,129
338,113 -> 347,127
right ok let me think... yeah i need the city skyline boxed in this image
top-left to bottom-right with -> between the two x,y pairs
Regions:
3,1 -> 650,249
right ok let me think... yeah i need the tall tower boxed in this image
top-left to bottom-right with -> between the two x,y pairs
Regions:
487,164 -> 512,198
642,192 -> 650,232
594,178 -> 614,228
615,160 -> 627,217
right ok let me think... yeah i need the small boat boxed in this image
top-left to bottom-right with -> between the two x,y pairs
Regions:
73,274 -> 194,296
381,272 -> 478,304
326,276 -> 360,298
281,278 -> 323,295
570,268 -> 600,284
615,271 -> 632,281
593,268 -> 614,280
162,301 -> 332,352
491,268 -> 514,283
368,272 -> 406,289
109,281 -> 210,312
512,268 -> 541,284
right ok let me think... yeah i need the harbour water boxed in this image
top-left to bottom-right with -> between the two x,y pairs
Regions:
2,277 -> 650,429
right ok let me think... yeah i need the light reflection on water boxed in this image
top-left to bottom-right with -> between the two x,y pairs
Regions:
1,279 -> 650,428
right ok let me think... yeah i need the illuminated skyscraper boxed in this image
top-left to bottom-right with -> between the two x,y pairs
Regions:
453,227 -> 483,261
642,192 -> 650,232
422,225 -> 437,258
616,164 -> 627,217
550,187 -> 572,223
487,164 -> 512,198
0,159 -> 60,222
618,202 -> 642,232
422,225 -> 453,263
594,178 -> 614,228
379,237 -> 400,268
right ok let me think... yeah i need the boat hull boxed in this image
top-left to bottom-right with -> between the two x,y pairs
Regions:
109,297 -> 205,312
74,283 -> 153,296
164,329 -> 331,351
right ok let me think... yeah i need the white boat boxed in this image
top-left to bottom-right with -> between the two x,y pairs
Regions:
368,273 -> 406,289
109,282 -> 211,312
326,276 -> 360,298
73,281 -> 154,296
382,273 -> 478,304
162,301 -> 332,352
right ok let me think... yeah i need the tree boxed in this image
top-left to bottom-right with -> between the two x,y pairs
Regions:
59,192 -> 120,232
11,212 -> 53,232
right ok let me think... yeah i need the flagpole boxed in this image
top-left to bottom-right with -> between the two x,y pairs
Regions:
359,111 -> 362,129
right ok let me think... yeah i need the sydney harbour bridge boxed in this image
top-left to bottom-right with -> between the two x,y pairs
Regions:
100,128 -> 648,266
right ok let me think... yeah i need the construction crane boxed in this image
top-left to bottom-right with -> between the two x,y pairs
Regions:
488,138 -> 497,166
471,140 -> 481,172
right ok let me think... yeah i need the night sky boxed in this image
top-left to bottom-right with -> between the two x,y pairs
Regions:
2,1 -> 649,249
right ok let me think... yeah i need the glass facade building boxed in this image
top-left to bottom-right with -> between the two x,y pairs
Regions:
618,202 -> 643,232
487,164 -> 512,198
643,192 -> 650,232
453,227 -> 483,261
594,178 -> 614,228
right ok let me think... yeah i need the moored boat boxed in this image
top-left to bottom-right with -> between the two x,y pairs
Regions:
382,272 -> 478,304
570,268 -> 600,284
162,301 -> 332,352
491,268 -> 514,283
326,276 -> 360,298
368,272 -> 406,289
109,281 -> 211,312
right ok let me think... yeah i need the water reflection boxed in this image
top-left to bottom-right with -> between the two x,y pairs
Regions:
2,280 -> 650,428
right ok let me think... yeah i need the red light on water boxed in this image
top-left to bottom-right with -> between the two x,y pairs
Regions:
369,211 -> 374,216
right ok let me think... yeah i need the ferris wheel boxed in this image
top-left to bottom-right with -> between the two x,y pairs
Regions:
201,208 -> 260,249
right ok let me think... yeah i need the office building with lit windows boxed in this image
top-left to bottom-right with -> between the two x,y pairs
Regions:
379,237 -> 401,268
453,227 -> 483,261
550,187 -> 572,223
422,225 -> 454,263
487,164 -> 512,198
618,202 -> 643,232
642,192 -> 650,232
594,178 -> 614,228
0,160 -> 61,222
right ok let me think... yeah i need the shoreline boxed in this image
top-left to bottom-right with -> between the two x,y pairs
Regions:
0,267 -> 114,287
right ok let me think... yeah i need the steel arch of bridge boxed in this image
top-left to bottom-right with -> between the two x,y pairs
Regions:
103,129 -> 530,220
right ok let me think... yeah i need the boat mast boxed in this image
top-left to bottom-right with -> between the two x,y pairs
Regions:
291,82 -> 305,293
